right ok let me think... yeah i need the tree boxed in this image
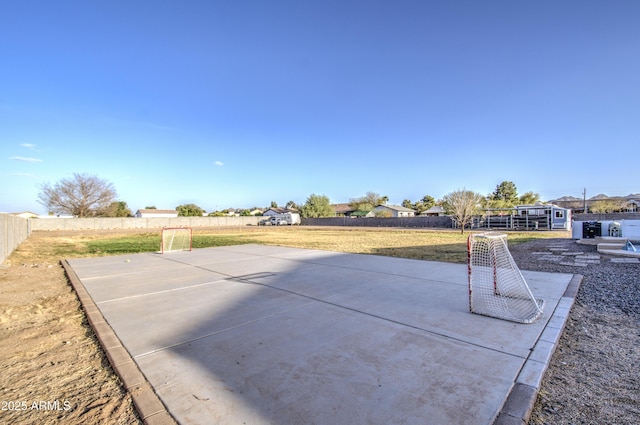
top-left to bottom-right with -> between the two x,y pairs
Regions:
300,194 -> 334,218
101,201 -> 132,217
285,200 -> 299,210
176,203 -> 204,216
442,189 -> 483,234
519,191 -> 540,205
590,200 -> 625,214
270,201 -> 278,208
38,173 -> 117,217
414,195 -> 436,213
349,191 -> 387,212
402,195 -> 435,214
491,181 -> 519,207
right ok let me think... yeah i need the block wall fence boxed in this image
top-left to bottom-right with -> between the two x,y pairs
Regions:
2,215 -> 456,263
301,216 -> 454,228
29,216 -> 265,231
573,213 -> 640,221
0,213 -> 31,264
29,215 -> 455,231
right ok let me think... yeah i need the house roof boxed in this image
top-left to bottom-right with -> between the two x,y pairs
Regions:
423,206 -> 445,214
375,204 -> 415,212
264,207 -> 298,214
11,211 -> 40,217
332,203 -> 354,214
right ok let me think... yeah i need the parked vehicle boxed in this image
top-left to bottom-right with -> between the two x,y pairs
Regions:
269,213 -> 301,226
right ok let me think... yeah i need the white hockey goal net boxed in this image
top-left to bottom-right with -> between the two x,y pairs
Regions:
467,232 -> 544,323
161,227 -> 193,254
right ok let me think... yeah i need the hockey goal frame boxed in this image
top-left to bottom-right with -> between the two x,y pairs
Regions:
467,232 -> 544,324
161,227 -> 193,254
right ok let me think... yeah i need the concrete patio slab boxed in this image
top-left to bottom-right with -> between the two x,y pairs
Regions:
65,244 -> 579,425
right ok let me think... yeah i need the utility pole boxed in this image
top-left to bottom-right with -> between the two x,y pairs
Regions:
583,188 -> 587,213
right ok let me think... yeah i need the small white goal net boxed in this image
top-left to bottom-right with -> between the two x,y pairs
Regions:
467,232 -> 544,324
161,227 -> 193,254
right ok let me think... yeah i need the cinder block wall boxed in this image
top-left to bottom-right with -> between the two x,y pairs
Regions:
0,213 -> 31,264
301,216 -> 453,228
29,216 -> 265,231
573,213 -> 640,221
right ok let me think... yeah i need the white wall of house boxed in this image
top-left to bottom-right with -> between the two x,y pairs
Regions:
373,205 -> 415,218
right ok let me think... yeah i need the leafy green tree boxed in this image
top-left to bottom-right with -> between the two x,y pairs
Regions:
37,173 -> 117,217
176,203 -> 205,216
491,181 -> 519,206
414,195 -> 436,213
402,195 -> 435,214
590,200 -> 625,213
420,195 -> 436,209
484,197 -> 511,209
145,205 -> 157,209
442,189 -> 483,234
270,201 -> 278,208
285,200 -> 299,210
519,191 -> 540,205
349,191 -> 387,212
101,201 -> 132,217
301,194 -> 334,218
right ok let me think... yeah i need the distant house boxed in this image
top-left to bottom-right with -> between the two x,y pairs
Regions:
12,211 -> 40,219
350,210 -> 375,218
514,204 -> 571,230
373,205 -> 415,218
134,209 -> 178,218
332,203 -> 355,217
420,206 -> 446,216
263,207 -> 298,217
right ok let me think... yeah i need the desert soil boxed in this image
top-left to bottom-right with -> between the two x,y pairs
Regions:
0,233 -> 141,425
1,231 -> 638,424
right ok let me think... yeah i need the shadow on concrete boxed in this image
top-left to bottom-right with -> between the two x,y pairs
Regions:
66,244 -> 576,425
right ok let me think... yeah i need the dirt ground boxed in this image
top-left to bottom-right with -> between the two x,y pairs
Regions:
0,234 -> 141,425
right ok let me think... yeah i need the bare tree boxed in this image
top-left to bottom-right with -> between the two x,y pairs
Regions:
442,189 -> 483,234
38,173 -> 117,217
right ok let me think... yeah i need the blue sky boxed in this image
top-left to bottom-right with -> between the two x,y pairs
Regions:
2,1 -> 639,214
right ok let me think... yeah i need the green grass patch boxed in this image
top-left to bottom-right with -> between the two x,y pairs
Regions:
82,232 -> 262,255
85,234 -> 160,255
25,227 -> 569,263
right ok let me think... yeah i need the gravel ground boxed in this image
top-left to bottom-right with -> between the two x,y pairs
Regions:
507,238 -> 640,425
